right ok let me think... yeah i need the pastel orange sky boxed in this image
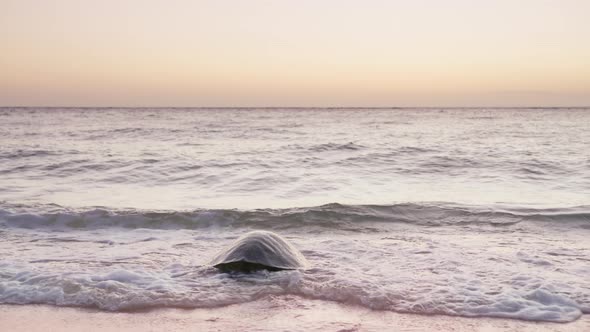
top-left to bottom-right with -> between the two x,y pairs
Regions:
1,0 -> 589,107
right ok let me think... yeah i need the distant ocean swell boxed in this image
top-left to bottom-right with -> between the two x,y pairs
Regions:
2,202 -> 589,230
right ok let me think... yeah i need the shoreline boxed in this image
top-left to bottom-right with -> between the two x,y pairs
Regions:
1,297 -> 588,332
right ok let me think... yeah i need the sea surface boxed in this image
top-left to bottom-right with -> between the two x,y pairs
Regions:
0,107 -> 589,322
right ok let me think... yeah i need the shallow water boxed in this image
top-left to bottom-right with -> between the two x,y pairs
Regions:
0,108 -> 589,322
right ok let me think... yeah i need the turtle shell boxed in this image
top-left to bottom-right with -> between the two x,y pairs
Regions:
210,231 -> 308,271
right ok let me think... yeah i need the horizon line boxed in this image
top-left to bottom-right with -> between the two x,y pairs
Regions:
1,106 -> 589,109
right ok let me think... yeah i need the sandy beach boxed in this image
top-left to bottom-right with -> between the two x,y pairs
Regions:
1,296 -> 588,332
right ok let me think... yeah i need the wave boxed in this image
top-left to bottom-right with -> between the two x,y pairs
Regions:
285,142 -> 366,153
0,261 -> 590,322
0,263 -> 585,322
1,202 -> 588,230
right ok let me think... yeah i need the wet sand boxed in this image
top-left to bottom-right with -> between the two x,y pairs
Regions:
1,296 -> 588,332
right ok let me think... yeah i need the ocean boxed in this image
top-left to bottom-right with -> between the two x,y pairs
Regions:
0,107 -> 589,323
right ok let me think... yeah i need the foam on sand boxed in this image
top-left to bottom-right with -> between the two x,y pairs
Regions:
1,297 -> 589,332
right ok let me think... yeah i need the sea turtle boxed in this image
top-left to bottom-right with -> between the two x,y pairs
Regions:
210,230 -> 308,273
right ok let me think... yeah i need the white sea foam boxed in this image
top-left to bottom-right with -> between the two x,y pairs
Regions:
1,220 -> 588,322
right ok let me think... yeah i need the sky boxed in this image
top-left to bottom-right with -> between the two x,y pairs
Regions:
1,0 -> 589,107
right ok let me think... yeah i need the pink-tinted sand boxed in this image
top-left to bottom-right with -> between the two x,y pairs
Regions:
1,296 -> 588,332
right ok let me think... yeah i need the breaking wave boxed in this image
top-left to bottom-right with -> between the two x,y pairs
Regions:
1,202 -> 588,230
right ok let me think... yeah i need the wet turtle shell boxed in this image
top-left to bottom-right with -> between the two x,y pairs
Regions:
210,231 -> 308,272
